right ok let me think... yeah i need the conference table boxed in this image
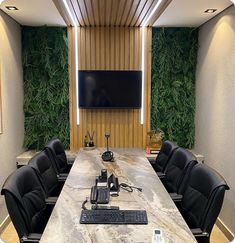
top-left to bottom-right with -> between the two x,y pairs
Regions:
40,148 -> 197,243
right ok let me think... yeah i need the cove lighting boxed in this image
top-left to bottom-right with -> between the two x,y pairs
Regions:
62,0 -> 80,125
204,9 -> 217,13
6,6 -> 18,10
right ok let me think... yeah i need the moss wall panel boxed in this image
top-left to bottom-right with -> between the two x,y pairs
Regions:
151,28 -> 198,148
22,27 -> 69,150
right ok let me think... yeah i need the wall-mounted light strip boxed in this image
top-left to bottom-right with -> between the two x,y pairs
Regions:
62,0 -> 80,125
140,27 -> 145,125
140,0 -> 165,125
74,27 -> 79,125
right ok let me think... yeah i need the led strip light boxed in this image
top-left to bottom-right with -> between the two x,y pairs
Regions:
140,27 -> 145,125
62,0 -> 79,125
140,0 -> 164,124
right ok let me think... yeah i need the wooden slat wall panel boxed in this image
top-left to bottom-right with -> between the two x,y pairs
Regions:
69,26 -> 152,150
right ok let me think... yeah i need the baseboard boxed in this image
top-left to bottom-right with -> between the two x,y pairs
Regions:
0,215 -> 10,234
216,217 -> 234,241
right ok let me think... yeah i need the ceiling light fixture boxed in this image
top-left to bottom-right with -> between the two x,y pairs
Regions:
204,9 -> 217,13
6,6 -> 18,10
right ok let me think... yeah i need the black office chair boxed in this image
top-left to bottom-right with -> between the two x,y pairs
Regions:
175,164 -> 229,243
45,139 -> 73,176
1,166 -> 54,243
160,147 -> 197,196
152,140 -> 178,175
28,150 -> 64,198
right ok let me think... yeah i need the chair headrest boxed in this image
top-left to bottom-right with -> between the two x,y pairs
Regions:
1,166 -> 45,204
160,140 -> 178,155
45,138 -> 64,155
190,164 -> 229,197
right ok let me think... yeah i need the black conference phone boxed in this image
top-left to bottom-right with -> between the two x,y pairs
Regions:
90,169 -> 110,204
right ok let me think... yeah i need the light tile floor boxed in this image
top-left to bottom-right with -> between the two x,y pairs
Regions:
0,221 -> 230,243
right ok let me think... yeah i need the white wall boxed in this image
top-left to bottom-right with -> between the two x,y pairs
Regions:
0,11 -> 24,222
195,5 -> 235,234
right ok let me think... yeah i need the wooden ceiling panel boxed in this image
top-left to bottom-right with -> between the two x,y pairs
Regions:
99,0 -> 106,26
110,0 -> 120,26
76,0 -> 90,26
67,0 -> 170,27
129,0 -> 148,26
91,0 -> 99,26
120,0 -> 135,26
84,0 -> 95,26
69,0 -> 84,26
135,0 -> 156,26
115,0 -> 128,26
125,0 -> 140,26
105,0 -> 113,26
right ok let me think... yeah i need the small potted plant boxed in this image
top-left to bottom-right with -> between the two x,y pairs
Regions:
147,129 -> 164,150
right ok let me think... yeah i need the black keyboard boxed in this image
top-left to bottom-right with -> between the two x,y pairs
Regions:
80,209 -> 148,224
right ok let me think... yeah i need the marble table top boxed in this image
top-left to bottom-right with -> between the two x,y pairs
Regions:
40,148 -> 196,243
16,150 -> 77,166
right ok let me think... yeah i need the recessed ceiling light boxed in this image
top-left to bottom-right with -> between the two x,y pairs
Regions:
204,9 -> 217,13
6,6 -> 18,10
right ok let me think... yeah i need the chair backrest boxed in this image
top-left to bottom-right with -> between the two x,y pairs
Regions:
153,140 -> 178,172
28,150 -> 59,197
180,163 -> 229,235
1,166 -> 50,239
45,139 -> 68,174
164,147 -> 197,194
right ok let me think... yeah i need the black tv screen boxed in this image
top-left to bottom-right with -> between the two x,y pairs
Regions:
78,70 -> 142,108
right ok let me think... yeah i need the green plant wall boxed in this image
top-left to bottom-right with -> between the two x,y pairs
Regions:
151,28 -> 198,148
22,27 -> 69,150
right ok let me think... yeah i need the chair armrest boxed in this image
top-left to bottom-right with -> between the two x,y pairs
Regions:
21,233 -> 41,242
57,173 -> 68,181
170,193 -> 183,202
45,197 -> 57,205
67,158 -> 75,165
157,172 -> 166,179
147,157 -> 156,164
191,228 -> 209,237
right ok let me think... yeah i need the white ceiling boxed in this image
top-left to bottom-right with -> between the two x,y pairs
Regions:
0,0 -> 233,27
0,0 -> 65,26
153,0 -> 233,27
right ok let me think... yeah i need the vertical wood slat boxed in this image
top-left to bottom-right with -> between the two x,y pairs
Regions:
70,27 -> 152,150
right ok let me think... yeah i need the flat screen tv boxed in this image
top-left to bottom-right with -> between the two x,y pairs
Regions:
78,70 -> 142,108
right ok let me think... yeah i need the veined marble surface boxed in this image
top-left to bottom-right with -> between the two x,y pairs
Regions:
40,148 -> 196,243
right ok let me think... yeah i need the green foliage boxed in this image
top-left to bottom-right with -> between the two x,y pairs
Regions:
22,27 -> 69,150
151,28 -> 198,148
